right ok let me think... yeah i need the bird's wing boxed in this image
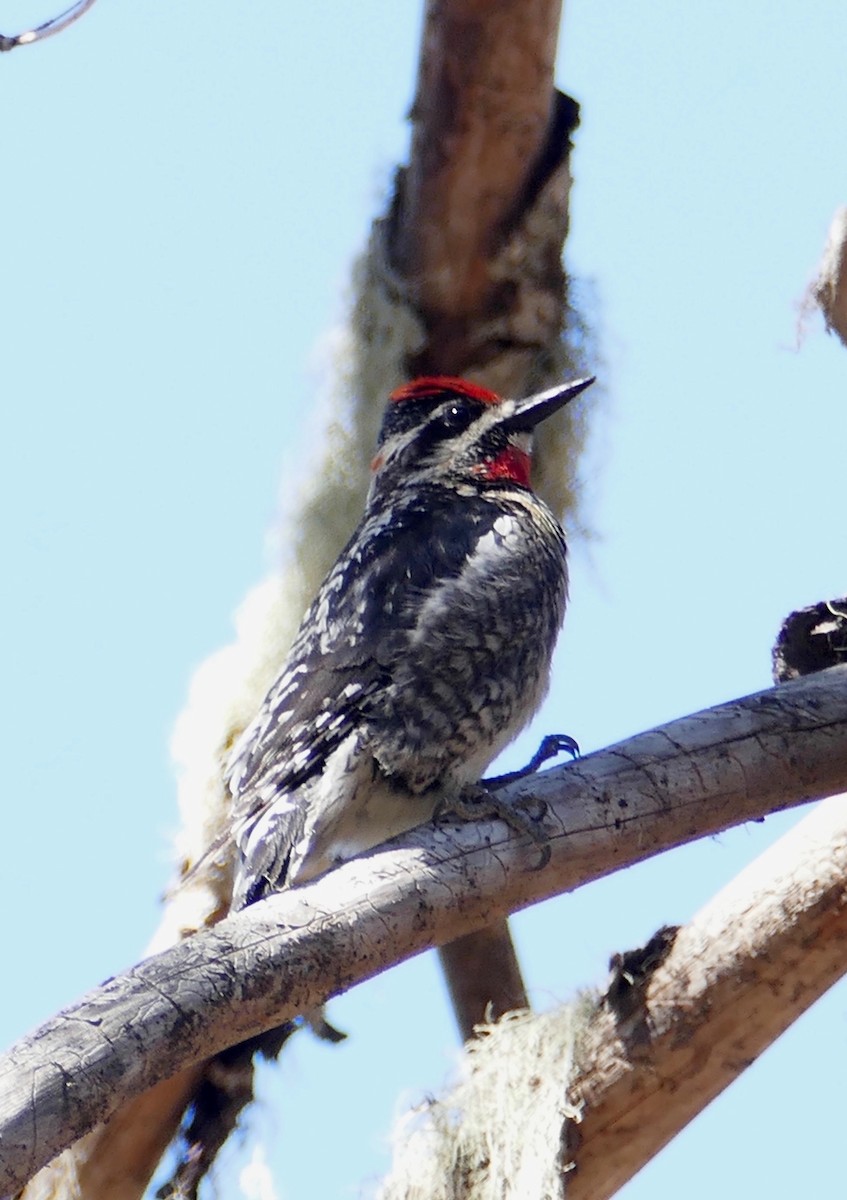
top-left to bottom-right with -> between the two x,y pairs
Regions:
226,488 -> 498,828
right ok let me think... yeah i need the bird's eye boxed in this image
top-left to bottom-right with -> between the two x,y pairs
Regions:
441,403 -> 465,429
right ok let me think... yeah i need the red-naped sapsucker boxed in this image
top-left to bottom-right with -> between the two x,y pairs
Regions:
228,373 -> 594,904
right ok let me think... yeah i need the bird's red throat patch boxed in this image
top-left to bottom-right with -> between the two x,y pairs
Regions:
473,444 -> 532,488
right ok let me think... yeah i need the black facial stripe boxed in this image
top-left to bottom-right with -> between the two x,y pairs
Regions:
378,393 -> 490,452
378,395 -> 443,444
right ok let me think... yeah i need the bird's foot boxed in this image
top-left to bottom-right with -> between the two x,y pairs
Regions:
484,733 -> 579,790
436,782 -> 552,869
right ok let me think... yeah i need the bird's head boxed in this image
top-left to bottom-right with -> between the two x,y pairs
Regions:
369,375 -> 594,497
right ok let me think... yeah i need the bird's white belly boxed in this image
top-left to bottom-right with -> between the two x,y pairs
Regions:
287,733 -> 442,886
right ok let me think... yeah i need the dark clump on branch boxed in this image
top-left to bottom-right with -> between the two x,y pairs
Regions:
603,924 -> 680,1050
772,598 -> 847,682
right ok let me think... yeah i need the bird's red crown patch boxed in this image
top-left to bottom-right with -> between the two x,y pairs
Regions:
389,377 -> 502,406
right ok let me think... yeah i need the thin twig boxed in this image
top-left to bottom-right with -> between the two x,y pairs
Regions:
0,0 -> 97,52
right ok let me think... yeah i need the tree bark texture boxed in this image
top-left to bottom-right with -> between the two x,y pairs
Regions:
376,793 -> 847,1200
2,667 -> 846,1196
565,793 -> 847,1199
396,0 -> 567,366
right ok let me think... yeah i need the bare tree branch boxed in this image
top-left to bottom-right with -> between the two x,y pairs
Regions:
376,794 -> 847,1200
2,667 -> 846,1196
397,0 -> 567,366
440,924 -> 530,1040
566,792 -> 847,1199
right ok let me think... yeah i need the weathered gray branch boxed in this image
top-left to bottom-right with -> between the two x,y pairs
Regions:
2,667 -> 847,1194
377,794 -> 847,1200
563,791 -> 847,1199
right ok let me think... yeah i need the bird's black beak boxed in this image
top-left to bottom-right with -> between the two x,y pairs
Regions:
500,376 -> 595,433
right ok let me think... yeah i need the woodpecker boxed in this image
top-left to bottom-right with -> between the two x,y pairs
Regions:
227,374 -> 593,908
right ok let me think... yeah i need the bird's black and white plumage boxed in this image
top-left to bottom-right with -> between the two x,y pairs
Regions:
227,375 -> 593,908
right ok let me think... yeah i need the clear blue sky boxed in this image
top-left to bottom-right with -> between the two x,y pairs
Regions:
3,3 -> 846,1197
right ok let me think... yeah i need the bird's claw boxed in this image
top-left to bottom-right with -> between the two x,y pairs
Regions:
484,732 -> 579,790
537,733 -> 580,763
